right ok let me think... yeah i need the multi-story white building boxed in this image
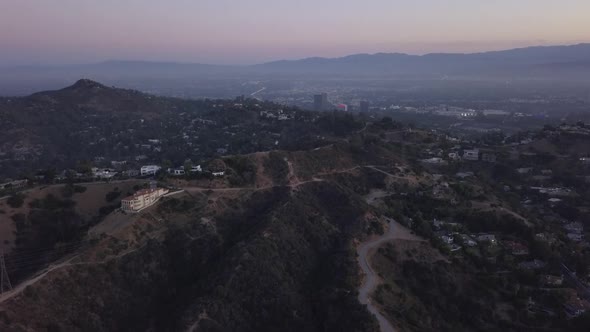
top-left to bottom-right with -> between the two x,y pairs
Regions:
121,187 -> 169,213
140,165 -> 161,176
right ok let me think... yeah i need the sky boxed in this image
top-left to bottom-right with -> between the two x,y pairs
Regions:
1,0 -> 589,65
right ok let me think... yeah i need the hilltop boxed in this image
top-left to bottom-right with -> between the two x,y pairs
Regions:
0,80 -> 342,180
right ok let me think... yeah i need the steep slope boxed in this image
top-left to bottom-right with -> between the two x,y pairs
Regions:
0,174 -> 382,331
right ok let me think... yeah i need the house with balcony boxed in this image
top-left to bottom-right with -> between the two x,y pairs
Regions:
121,187 -> 169,213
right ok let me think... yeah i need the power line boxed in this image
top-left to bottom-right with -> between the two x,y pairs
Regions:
7,243 -> 86,261
0,251 -> 13,294
7,240 -> 88,256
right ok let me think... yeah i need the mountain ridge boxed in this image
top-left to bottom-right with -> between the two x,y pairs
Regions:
1,43 -> 588,69
2,43 -> 590,96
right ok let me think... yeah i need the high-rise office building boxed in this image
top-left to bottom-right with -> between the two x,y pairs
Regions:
360,100 -> 369,113
313,93 -> 329,111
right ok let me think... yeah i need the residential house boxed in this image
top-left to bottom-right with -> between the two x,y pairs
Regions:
0,179 -> 27,190
92,168 -> 117,180
476,234 -> 497,245
564,222 -> 584,234
460,234 -> 477,247
448,152 -> 460,161
123,169 -> 140,177
440,234 -> 454,245
564,293 -> 590,318
504,241 -> 529,256
517,168 -> 533,175
456,172 -> 474,179
518,260 -> 546,270
140,165 -> 161,176
111,160 -> 127,169
567,233 -> 584,242
542,275 -> 564,287
168,168 -> 185,176
421,157 -> 447,165
462,149 -> 480,161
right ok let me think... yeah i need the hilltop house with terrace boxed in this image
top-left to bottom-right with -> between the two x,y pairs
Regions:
121,187 -> 169,213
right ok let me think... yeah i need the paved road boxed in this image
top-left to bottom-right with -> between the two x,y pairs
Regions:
357,220 -> 397,332
250,87 -> 266,96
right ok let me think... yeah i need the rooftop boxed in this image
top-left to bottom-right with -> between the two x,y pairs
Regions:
122,188 -> 166,201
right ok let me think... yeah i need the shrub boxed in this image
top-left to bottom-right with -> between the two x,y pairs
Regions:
7,194 -> 25,208
11,213 -> 27,229
74,185 -> 87,193
105,190 -> 121,202
99,205 -> 118,216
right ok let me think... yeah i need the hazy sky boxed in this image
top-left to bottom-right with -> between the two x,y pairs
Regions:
1,0 -> 589,65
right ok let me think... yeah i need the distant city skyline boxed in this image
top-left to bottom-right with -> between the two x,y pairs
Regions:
1,0 -> 590,65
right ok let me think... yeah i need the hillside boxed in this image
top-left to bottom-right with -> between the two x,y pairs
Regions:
0,80 -> 339,180
0,80 -> 189,176
0,146 -> 391,332
0,84 -> 589,331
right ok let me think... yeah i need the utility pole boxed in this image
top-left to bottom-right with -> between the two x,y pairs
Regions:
0,251 -> 12,294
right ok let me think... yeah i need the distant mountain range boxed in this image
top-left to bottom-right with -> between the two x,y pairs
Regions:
255,43 -> 590,78
1,43 -> 590,95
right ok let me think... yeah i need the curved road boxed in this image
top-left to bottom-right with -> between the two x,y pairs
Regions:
357,220 -> 396,332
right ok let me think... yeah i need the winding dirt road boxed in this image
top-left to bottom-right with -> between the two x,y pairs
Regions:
357,220 -> 397,332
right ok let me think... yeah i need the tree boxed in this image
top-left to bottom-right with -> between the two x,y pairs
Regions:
183,160 -> 193,175
76,160 -> 93,175
162,159 -> 173,171
43,168 -> 57,184
208,159 -> 227,173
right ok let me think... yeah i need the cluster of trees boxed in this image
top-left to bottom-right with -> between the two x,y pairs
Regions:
317,112 -> 364,137
263,152 -> 289,185
224,156 -> 257,187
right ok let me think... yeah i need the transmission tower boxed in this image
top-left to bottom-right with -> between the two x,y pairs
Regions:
0,251 -> 13,294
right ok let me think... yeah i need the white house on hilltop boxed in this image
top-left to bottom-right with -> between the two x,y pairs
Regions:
121,187 -> 169,213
